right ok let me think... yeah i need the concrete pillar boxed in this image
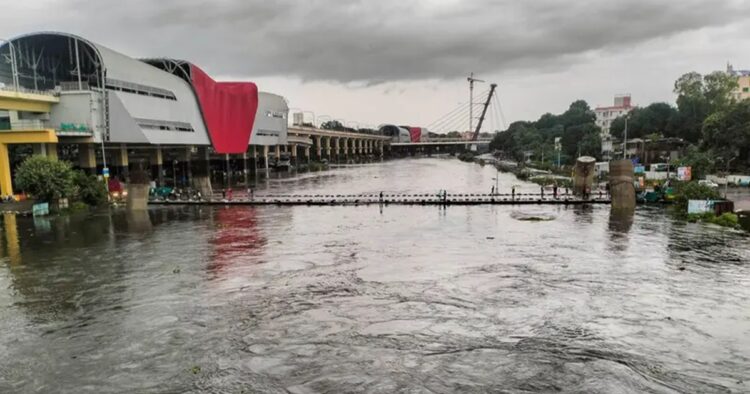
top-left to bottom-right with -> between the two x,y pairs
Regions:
32,143 -> 58,160
182,147 -> 193,187
223,154 -> 231,188
0,143 -> 12,196
151,147 -> 164,186
290,143 -> 298,167
304,146 -> 311,163
314,136 -> 322,160
79,144 -> 97,174
249,145 -> 258,177
191,146 -> 212,200
334,137 -> 341,162
358,139 -> 364,155
610,159 -> 636,210
113,144 -> 129,179
324,136 -> 332,159
242,152 -> 249,186
275,145 -> 281,158
262,145 -> 269,170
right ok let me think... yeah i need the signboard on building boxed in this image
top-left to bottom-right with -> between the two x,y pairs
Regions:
677,166 -> 692,181
634,165 -> 645,174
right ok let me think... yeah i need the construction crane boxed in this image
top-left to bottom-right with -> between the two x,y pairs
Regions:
472,83 -> 497,141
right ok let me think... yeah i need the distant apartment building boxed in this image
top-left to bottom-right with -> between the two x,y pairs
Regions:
727,64 -> 750,101
595,94 -> 634,160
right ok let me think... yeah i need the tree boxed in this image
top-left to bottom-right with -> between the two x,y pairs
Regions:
15,156 -> 75,202
671,145 -> 716,180
701,100 -> 750,167
610,103 -> 678,140
561,123 -> 601,159
560,100 -> 596,127
672,71 -> 738,143
72,171 -> 108,206
320,120 -> 346,131
703,71 -> 738,112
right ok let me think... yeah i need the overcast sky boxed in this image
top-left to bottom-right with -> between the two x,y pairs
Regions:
3,0 -> 750,132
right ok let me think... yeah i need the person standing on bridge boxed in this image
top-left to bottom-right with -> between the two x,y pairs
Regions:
511,186 -> 516,201
553,183 -> 558,199
491,185 -> 495,195
540,185 -> 545,199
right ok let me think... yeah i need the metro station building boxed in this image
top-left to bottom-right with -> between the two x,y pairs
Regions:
0,32 -> 292,196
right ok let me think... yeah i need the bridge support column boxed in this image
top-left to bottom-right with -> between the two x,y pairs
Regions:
290,143 -> 298,167
324,136 -> 332,160
304,146 -> 311,164
262,146 -> 269,170
314,136 -> 322,160
334,137 -> 341,163
151,147 -> 164,186
342,138 -> 349,161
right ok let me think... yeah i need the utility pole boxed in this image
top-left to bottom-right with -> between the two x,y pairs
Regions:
623,117 -> 629,160
467,73 -> 484,133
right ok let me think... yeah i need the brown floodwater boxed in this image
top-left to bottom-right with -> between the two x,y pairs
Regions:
0,158 -> 748,393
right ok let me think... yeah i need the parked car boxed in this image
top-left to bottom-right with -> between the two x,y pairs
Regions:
698,180 -> 719,189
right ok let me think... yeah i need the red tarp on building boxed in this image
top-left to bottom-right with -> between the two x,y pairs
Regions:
409,127 -> 422,143
190,65 -> 259,154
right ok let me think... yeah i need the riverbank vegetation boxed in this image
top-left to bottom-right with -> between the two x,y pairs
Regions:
671,181 -> 741,229
489,70 -> 750,175
610,71 -> 749,174
687,212 -> 740,228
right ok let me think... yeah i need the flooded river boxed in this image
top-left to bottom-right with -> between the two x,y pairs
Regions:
0,158 -> 748,393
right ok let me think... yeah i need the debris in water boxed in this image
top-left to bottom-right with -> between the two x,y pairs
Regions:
510,211 -> 556,222
190,366 -> 201,374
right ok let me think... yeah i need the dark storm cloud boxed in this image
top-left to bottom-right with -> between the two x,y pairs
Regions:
6,0 -> 750,82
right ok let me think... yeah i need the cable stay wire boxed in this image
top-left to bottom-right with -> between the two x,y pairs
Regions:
494,91 -> 507,131
425,87 -> 492,130
431,102 -> 485,134
434,103 -> 485,134
491,94 -> 503,132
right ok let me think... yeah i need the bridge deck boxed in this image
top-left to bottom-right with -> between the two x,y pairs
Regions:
150,193 -> 610,206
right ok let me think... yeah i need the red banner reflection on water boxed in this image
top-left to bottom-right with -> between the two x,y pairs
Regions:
208,207 -> 266,275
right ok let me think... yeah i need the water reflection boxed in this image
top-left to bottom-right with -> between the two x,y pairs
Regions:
208,207 -> 266,276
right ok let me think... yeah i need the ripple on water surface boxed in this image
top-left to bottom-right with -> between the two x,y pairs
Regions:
0,158 -> 748,393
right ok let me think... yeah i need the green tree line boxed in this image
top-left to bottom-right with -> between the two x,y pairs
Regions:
491,69 -> 750,172
489,100 -> 602,164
